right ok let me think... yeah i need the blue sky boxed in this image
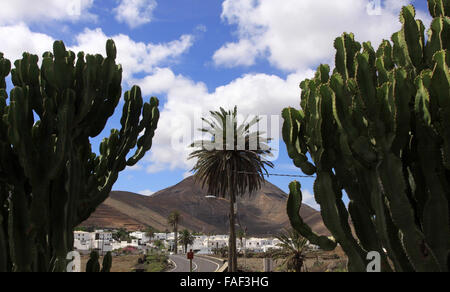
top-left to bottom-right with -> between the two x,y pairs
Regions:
0,0 -> 430,210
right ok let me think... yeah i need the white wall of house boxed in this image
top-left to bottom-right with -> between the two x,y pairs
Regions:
74,230 -> 319,253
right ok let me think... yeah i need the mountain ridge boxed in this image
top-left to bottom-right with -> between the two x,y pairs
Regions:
80,176 -> 329,236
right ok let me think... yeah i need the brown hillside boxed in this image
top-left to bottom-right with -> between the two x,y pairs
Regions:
80,176 -> 329,236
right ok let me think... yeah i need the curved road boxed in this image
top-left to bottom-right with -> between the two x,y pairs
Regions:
168,254 -> 222,272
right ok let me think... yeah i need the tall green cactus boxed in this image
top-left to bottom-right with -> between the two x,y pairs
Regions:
86,250 -> 112,272
0,40 -> 159,272
283,0 -> 449,272
86,251 -> 101,273
101,251 -> 113,272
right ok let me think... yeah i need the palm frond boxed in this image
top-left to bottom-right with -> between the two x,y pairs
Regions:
188,107 -> 274,199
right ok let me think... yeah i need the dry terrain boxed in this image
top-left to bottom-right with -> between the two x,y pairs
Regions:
80,254 -> 140,272
209,247 -> 348,272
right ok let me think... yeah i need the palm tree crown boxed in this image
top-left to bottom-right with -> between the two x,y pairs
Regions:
189,106 -> 274,198
179,229 -> 195,253
167,211 -> 181,227
272,229 -> 309,272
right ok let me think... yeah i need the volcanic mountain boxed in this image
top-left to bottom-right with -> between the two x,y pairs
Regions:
79,176 -> 329,236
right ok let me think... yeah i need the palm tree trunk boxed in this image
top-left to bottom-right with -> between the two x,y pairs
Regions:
228,194 -> 237,272
174,225 -> 178,254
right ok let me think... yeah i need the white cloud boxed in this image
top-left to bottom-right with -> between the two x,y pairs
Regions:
0,23 -> 55,62
114,0 -> 158,28
138,189 -> 155,196
214,0 -> 430,71
132,68 -> 315,174
302,189 -> 320,211
71,28 -> 194,82
0,0 -> 96,25
213,39 -> 262,67
0,25 -> 193,84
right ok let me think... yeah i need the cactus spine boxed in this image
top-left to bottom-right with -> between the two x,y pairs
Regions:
283,0 -> 449,272
0,40 -> 159,272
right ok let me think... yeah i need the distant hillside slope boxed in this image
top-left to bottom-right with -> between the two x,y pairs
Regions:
80,176 -> 329,236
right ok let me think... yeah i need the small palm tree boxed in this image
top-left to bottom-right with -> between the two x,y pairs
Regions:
179,229 -> 195,253
272,229 -> 309,272
237,229 -> 245,250
189,106 -> 273,272
167,211 -> 181,254
145,227 -> 155,242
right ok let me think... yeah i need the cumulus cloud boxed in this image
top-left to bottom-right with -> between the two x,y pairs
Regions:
214,0 -> 430,71
213,39 -> 262,67
71,28 -> 194,82
131,67 -> 315,174
0,25 -> 193,85
114,0 -> 158,28
0,0 -> 96,25
0,23 -> 55,62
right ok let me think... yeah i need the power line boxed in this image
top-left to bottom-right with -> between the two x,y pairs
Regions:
236,171 -> 315,178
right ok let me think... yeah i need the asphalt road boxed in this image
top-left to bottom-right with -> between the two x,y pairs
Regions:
168,254 -> 222,272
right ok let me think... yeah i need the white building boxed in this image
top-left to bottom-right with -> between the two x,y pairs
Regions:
130,231 -> 151,244
74,231 -> 93,250
74,230 -> 113,252
74,229 -> 318,254
93,230 -> 112,241
153,232 -> 175,241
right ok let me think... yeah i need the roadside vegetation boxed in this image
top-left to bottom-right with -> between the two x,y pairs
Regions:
143,253 -> 171,272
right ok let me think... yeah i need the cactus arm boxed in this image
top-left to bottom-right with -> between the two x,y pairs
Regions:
430,51 -> 450,169
8,182 -> 34,272
425,16 -> 449,66
414,67 -> 450,271
378,153 -> 441,271
127,97 -> 160,166
0,53 -> 11,90
335,166 -> 393,271
333,33 -> 361,80
281,108 -> 316,175
428,0 -> 449,18
286,181 -> 336,251
382,197 -> 416,272
400,6 -> 424,69
391,68 -> 413,153
314,172 -> 367,271
416,121 -> 450,271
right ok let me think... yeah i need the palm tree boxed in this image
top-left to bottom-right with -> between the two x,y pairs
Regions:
189,106 -> 273,272
272,229 -> 309,272
145,227 -> 155,242
153,239 -> 164,250
237,229 -> 245,250
167,211 -> 181,254
179,229 -> 195,253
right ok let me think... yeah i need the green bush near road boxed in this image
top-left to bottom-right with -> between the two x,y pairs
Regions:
142,253 -> 170,272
